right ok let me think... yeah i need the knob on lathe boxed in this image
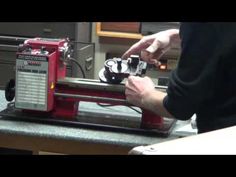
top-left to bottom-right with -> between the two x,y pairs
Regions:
117,58 -> 122,71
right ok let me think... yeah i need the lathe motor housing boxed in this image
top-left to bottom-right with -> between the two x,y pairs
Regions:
15,38 -> 69,112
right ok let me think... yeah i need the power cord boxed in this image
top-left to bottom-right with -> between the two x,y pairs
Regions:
67,40 -> 95,79
96,103 -> 142,114
69,57 -> 86,78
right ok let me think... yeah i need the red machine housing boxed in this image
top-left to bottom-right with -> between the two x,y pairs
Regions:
24,38 -> 67,80
15,38 -> 68,112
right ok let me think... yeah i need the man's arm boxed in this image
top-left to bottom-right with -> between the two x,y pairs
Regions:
125,23 -> 221,121
164,23 -> 221,120
123,29 -> 180,118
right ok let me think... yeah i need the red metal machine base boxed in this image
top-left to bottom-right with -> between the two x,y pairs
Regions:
52,79 -> 164,129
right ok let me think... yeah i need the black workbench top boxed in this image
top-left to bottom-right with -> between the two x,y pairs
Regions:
0,90 -> 194,149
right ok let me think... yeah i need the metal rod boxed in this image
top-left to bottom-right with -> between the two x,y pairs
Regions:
0,36 -> 29,41
57,78 -> 167,92
54,92 -> 129,104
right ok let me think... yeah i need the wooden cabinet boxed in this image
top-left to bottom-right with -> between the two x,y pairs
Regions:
96,22 -> 180,41
96,22 -> 142,45
96,22 -> 180,54
96,22 -> 142,40
101,22 -> 141,33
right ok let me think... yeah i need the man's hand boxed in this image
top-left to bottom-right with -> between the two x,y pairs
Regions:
125,76 -> 156,109
122,29 -> 180,66
125,76 -> 174,118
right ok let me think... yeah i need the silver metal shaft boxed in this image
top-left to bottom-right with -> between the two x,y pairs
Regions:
57,77 -> 167,92
54,92 -> 129,105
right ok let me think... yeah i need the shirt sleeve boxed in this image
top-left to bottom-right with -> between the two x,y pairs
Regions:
163,23 -> 221,120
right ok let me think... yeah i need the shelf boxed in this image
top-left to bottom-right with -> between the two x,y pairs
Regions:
96,22 -> 143,40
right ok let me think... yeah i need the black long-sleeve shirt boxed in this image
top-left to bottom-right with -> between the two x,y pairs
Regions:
163,22 -> 236,133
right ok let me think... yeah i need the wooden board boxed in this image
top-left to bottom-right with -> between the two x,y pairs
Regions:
101,22 -> 141,33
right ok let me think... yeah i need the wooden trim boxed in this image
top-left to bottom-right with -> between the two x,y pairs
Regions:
99,37 -> 139,45
101,22 -> 141,33
96,22 -> 102,34
96,22 -> 143,40
0,133 -> 131,155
